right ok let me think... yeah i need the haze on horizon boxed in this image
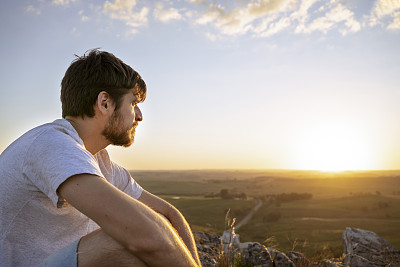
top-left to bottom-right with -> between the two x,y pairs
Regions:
0,0 -> 399,172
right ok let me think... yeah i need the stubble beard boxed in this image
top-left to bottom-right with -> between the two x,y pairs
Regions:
102,110 -> 135,147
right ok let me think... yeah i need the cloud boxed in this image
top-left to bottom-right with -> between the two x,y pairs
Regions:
370,0 -> 400,29
248,0 -> 296,17
292,0 -> 321,33
190,0 -> 364,38
153,2 -> 183,22
296,3 -> 361,35
258,16 -> 291,37
32,0 -> 399,39
52,0 -> 76,6
193,0 -> 294,36
78,10 -> 89,22
387,11 -> 400,29
26,5 -> 41,15
205,32 -> 217,41
372,0 -> 400,18
103,0 -> 149,34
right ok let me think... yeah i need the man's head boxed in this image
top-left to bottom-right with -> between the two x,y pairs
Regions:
61,49 -> 146,119
102,86 -> 143,147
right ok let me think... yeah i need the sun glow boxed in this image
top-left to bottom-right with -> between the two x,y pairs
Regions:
292,121 -> 374,172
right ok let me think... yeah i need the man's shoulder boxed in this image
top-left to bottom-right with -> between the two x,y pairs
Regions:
5,119 -> 79,148
1,119 -> 88,168
24,119 -> 83,149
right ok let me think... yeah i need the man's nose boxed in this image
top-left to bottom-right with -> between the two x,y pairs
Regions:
134,106 -> 143,122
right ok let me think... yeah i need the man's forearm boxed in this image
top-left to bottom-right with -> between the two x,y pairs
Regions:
137,190 -> 201,266
136,218 -> 199,267
166,209 -> 201,266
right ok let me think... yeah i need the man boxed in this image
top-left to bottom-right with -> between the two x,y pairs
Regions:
0,49 -> 201,267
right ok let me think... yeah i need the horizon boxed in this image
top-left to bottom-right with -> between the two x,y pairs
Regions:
1,0 -> 399,172
130,168 -> 400,172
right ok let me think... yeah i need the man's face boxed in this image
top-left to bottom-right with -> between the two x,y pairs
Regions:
102,89 -> 142,147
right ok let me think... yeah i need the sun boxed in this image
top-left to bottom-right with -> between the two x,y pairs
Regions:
292,121 -> 374,172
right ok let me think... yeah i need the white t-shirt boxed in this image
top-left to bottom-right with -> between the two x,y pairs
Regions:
0,119 -> 143,267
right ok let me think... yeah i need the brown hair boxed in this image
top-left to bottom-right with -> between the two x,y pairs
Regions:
61,49 -> 146,118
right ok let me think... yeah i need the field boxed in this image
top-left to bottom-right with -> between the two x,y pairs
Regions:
132,169 -> 400,260
162,196 -> 255,232
239,195 -> 400,259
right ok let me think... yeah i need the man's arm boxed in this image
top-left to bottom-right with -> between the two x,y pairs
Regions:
58,174 -> 198,267
138,190 -> 201,266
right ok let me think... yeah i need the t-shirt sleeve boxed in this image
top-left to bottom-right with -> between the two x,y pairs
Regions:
22,129 -> 104,207
111,161 -> 143,199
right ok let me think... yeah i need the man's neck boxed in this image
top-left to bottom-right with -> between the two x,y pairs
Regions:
65,116 -> 110,155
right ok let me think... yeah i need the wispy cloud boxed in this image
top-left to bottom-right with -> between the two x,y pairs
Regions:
205,32 -> 217,41
295,3 -> 361,35
193,0 -> 294,36
25,0 -> 400,38
78,10 -> 89,22
190,0 -> 364,38
103,0 -> 149,34
153,2 -> 183,22
370,0 -> 400,29
258,16 -> 291,37
52,0 -> 76,6
387,12 -> 400,29
26,5 -> 42,15
372,0 -> 400,18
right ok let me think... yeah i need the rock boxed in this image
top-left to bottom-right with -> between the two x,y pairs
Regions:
193,232 -> 221,267
267,248 -> 295,266
343,227 -> 400,266
343,254 -> 378,267
241,242 -> 274,267
197,250 -> 218,267
286,251 -> 311,265
221,229 -> 241,251
319,258 -> 344,267
193,227 -> 400,267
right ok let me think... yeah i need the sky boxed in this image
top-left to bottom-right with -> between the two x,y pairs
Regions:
0,0 -> 399,171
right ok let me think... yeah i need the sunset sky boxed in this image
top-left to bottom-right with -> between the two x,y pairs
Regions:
0,0 -> 399,171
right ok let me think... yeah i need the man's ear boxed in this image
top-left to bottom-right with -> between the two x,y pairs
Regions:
96,91 -> 114,116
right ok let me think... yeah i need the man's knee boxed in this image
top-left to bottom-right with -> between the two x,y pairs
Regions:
77,229 -> 146,267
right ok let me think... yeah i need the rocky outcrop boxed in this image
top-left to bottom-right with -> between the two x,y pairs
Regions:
286,251 -> 311,266
193,231 -> 220,267
193,227 -> 400,267
241,242 -> 274,266
343,227 -> 400,266
267,247 -> 295,266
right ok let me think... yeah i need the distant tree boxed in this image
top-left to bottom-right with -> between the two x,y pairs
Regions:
220,189 -> 232,199
220,189 -> 247,200
239,192 -> 247,200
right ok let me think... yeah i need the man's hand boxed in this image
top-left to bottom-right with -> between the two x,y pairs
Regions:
58,174 -> 199,267
139,190 -> 201,266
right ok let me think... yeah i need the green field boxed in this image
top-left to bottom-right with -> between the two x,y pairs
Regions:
133,169 -> 400,260
239,195 -> 400,260
133,169 -> 400,198
162,196 -> 255,232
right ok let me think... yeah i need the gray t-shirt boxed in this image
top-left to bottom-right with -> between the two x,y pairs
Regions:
0,119 -> 143,267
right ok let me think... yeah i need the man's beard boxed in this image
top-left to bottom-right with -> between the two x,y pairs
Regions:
102,110 -> 135,147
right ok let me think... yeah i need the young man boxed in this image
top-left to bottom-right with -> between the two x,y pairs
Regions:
0,49 -> 201,267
